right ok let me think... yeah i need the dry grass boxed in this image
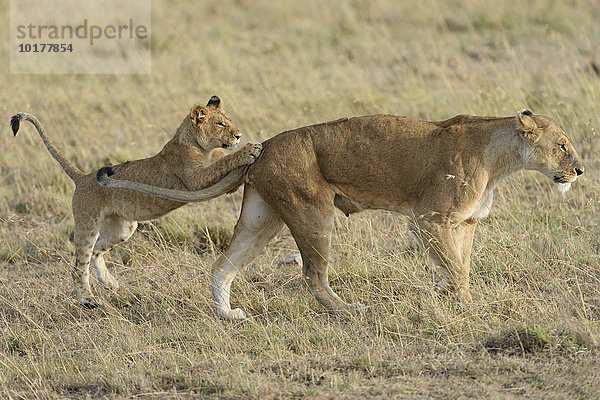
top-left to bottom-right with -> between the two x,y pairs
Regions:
1,0 -> 599,398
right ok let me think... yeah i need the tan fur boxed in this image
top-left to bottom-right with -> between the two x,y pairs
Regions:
98,110 -> 584,319
11,96 -> 262,307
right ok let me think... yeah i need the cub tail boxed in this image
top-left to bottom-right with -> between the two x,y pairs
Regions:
11,113 -> 84,181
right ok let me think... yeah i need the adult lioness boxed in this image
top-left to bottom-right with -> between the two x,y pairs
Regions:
97,110 -> 584,319
11,96 -> 262,308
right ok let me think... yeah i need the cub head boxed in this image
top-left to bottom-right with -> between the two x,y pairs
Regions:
517,110 -> 584,193
186,96 -> 242,149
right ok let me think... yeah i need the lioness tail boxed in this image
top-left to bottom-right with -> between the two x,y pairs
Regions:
96,166 -> 246,202
11,113 -> 84,181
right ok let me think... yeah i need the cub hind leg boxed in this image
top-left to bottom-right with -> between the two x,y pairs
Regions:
72,215 -> 101,308
90,214 -> 137,291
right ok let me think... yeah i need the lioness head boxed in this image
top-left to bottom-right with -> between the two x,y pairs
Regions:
186,96 -> 242,149
517,110 -> 584,193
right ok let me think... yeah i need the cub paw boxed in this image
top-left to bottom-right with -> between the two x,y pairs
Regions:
239,142 -> 263,165
102,275 -> 120,291
79,297 -> 102,309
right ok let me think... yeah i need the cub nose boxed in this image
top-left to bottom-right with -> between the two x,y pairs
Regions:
575,167 -> 584,176
234,134 -> 241,139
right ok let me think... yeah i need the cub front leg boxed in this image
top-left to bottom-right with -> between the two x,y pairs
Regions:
182,142 -> 262,191
232,142 -> 263,166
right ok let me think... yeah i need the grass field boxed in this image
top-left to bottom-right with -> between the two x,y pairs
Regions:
1,0 -> 599,398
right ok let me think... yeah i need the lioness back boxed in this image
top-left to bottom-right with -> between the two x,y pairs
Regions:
248,114 -> 511,213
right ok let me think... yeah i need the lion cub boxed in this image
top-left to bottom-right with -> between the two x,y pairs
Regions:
11,96 -> 262,307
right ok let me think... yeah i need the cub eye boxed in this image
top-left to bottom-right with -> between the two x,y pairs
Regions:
216,122 -> 227,128
559,144 -> 567,153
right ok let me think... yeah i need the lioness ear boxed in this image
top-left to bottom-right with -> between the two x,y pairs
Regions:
516,110 -> 539,142
206,95 -> 223,110
190,105 -> 209,126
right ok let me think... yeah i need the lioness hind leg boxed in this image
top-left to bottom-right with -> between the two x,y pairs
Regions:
279,200 -> 363,314
211,185 -> 284,320
90,215 -> 137,291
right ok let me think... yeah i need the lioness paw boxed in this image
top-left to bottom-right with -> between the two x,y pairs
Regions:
216,307 -> 248,320
240,142 -> 263,165
455,287 -> 473,303
336,302 -> 366,315
348,302 -> 366,312
434,281 -> 472,303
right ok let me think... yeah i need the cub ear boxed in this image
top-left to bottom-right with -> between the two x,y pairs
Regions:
190,105 -> 209,126
516,110 -> 539,143
206,95 -> 223,110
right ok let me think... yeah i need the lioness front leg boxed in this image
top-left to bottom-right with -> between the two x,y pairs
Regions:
414,217 -> 472,302
453,219 -> 477,274
182,143 -> 262,190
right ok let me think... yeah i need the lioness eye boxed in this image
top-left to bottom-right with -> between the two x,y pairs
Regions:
559,144 -> 567,152
217,122 -> 226,127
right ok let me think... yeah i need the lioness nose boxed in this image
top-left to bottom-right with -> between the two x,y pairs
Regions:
575,167 -> 584,176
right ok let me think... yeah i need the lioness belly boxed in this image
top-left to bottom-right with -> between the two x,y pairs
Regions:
331,184 -> 414,215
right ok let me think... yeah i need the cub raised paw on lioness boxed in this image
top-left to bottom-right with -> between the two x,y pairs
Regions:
11,96 -> 262,308
96,110 -> 584,320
